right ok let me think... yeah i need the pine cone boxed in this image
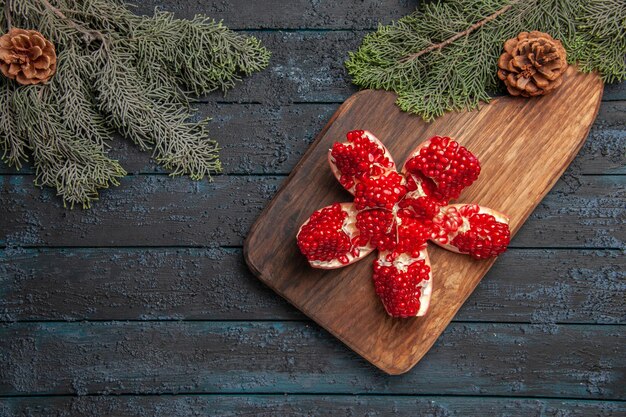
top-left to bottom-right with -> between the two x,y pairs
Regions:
0,28 -> 57,85
497,31 -> 567,97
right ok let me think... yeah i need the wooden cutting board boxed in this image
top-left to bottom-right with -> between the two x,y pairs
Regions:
244,66 -> 603,375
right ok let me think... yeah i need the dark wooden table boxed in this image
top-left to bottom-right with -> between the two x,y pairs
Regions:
1,1 -> 624,416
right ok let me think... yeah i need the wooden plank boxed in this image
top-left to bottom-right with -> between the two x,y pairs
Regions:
0,322 -> 623,398
245,69 -> 610,374
133,0 -> 416,30
1,175 -> 623,248
604,82 -> 626,101
577,101 -> 626,175
0,175 -> 276,248
1,249 -> 623,324
0,247 -> 300,321
0,101 -> 622,176
1,395 -> 624,417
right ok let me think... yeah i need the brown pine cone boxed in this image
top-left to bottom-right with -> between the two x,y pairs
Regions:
497,31 -> 567,97
0,28 -> 57,85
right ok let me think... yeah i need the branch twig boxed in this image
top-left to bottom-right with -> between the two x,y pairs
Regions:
4,0 -> 12,30
38,0 -> 105,43
400,2 -> 517,63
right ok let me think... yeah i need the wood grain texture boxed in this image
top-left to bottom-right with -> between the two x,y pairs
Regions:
1,101 -> 621,175
0,322 -> 623,398
1,174 -> 623,248
245,67 -> 605,374
2,395 -> 625,417
1,248 -> 624,323
134,0 -> 417,29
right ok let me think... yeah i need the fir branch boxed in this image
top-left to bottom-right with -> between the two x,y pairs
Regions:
53,45 -> 113,149
94,48 -> 221,180
38,0 -> 106,44
400,1 -> 517,63
571,0 -> 626,83
0,0 -> 270,207
128,10 -> 271,96
3,0 -> 11,29
12,86 -> 126,208
346,0 -> 626,121
0,78 -> 27,168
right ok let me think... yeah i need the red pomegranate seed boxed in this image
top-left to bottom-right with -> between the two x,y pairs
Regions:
330,130 -> 394,190
405,136 -> 480,202
297,204 -> 352,263
451,212 -> 511,259
398,195 -> 442,220
356,209 -> 395,250
354,172 -> 407,210
373,257 -> 431,318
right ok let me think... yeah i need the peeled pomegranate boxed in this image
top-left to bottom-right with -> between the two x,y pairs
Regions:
296,130 -> 511,318
431,204 -> 511,259
374,249 -> 432,318
297,202 -> 374,269
329,129 -> 396,194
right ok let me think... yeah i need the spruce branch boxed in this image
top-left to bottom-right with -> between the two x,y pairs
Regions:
0,79 -> 27,168
12,85 -> 126,208
347,0 -> 626,121
0,0 -> 270,207
4,0 -> 11,29
53,45 -> 113,149
38,0 -> 106,44
94,47 -> 221,179
400,1 -> 517,64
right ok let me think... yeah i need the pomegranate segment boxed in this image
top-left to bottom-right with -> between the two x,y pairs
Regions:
353,171 -> 407,210
402,136 -> 481,203
329,130 -> 396,194
398,194 -> 442,220
431,204 -> 511,259
390,208 -> 432,259
355,209 -> 396,251
373,249 -> 432,318
297,203 -> 374,269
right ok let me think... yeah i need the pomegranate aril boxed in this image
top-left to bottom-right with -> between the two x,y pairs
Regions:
297,203 -> 375,269
399,195 -> 442,220
354,171 -> 407,210
390,209 -> 431,259
356,209 -> 395,251
430,205 -> 465,244
297,203 -> 351,263
430,204 -> 511,259
329,130 -> 395,193
404,136 -> 481,202
373,252 -> 432,318
451,213 -> 511,259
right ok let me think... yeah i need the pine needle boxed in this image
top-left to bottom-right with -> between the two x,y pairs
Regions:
0,0 -> 270,208
346,0 -> 626,121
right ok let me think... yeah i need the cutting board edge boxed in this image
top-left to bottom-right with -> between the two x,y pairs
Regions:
243,90 -> 419,375
244,72 -> 604,376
